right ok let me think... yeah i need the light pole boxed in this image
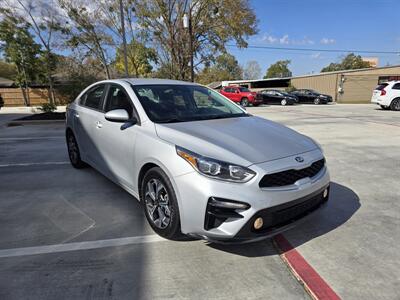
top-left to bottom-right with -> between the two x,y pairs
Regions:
119,0 -> 129,77
183,12 -> 194,82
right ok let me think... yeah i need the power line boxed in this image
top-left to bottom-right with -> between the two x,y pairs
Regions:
226,44 -> 400,55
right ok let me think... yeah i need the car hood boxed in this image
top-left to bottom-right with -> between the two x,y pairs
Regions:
155,116 -> 318,166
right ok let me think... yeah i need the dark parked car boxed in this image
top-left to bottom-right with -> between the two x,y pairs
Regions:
255,90 -> 298,106
291,89 -> 332,104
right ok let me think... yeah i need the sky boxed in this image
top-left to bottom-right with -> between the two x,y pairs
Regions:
229,0 -> 400,76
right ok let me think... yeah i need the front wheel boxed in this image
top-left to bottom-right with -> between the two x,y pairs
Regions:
240,98 -> 249,107
141,167 -> 182,239
390,98 -> 400,111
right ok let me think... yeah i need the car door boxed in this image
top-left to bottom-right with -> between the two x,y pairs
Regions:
221,87 -> 232,100
232,88 -> 242,102
74,84 -> 106,165
92,84 -> 138,189
304,91 -> 316,102
296,90 -> 307,102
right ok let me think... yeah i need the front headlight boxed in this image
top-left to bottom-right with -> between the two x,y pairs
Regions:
176,146 -> 256,183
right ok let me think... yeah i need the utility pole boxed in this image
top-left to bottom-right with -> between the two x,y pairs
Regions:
119,0 -> 129,77
183,12 -> 194,82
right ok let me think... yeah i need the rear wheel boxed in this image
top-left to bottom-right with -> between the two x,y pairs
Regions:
390,98 -> 400,111
314,98 -> 321,105
66,131 -> 86,169
141,167 -> 182,239
281,99 -> 287,106
240,98 -> 249,107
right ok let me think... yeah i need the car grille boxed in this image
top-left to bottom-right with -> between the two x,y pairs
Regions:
259,159 -> 325,188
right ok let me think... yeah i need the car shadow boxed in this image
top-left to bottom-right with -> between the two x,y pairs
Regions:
206,182 -> 360,257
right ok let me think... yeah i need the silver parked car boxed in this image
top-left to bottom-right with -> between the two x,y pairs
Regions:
66,79 -> 330,243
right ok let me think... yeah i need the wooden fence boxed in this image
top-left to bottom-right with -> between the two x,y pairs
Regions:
0,87 -> 68,106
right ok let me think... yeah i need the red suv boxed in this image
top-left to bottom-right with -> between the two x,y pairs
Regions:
220,86 -> 262,107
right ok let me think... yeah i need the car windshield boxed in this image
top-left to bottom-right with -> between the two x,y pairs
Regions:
131,84 -> 248,123
238,87 -> 250,92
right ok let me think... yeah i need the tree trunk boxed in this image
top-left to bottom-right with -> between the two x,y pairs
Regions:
20,86 -> 29,106
47,72 -> 56,105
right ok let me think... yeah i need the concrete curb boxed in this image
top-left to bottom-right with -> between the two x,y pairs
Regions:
273,234 -> 341,300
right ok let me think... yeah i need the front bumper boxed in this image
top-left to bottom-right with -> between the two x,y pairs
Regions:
173,149 -> 330,243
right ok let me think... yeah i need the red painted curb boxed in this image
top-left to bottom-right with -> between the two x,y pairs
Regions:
274,234 -> 341,300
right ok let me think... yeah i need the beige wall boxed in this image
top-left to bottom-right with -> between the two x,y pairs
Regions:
291,66 -> 400,103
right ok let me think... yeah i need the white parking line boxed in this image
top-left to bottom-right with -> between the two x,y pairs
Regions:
0,136 -> 64,141
0,235 -> 167,258
0,161 -> 70,168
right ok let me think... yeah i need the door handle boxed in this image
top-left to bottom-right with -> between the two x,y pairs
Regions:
96,121 -> 103,128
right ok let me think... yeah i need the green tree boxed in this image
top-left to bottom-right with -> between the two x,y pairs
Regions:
0,60 -> 17,79
133,0 -> 257,80
59,0 -> 114,79
0,10 -> 42,106
321,53 -> 371,72
9,0 -> 64,105
55,55 -> 102,102
197,53 -> 243,84
115,40 -> 157,77
264,60 -> 292,79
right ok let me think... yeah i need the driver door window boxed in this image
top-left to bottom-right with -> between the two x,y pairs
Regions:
105,85 -> 133,118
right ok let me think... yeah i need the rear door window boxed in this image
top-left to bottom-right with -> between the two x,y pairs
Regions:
392,83 -> 400,90
82,84 -> 105,110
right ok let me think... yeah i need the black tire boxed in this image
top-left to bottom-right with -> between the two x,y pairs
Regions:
66,131 -> 87,169
141,167 -> 182,239
314,98 -> 321,105
390,98 -> 400,111
240,98 -> 249,107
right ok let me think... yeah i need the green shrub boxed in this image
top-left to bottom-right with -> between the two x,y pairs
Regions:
39,103 -> 57,113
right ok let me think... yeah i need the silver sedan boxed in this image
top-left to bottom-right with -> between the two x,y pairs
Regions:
65,79 -> 330,243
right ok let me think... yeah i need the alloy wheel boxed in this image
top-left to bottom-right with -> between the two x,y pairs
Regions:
145,179 -> 171,229
392,99 -> 400,111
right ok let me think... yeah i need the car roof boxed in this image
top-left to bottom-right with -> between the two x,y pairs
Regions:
103,78 -> 200,86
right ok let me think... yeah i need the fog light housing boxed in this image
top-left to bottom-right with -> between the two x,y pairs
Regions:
254,217 -> 263,230
323,188 -> 329,198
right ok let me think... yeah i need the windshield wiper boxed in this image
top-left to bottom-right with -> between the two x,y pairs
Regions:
205,114 -> 248,120
156,118 -> 187,123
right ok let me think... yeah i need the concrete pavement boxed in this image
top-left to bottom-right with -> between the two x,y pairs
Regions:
0,104 -> 399,299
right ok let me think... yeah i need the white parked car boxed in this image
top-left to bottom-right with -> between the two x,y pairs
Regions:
66,79 -> 330,243
371,81 -> 400,111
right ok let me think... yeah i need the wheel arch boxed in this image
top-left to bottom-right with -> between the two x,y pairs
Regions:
136,159 -> 185,225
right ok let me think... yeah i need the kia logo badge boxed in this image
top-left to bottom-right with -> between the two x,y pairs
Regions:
295,156 -> 304,163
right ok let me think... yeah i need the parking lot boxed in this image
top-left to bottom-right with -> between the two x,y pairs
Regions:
0,104 -> 399,299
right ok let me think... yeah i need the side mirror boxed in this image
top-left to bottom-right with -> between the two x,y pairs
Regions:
105,109 -> 133,123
